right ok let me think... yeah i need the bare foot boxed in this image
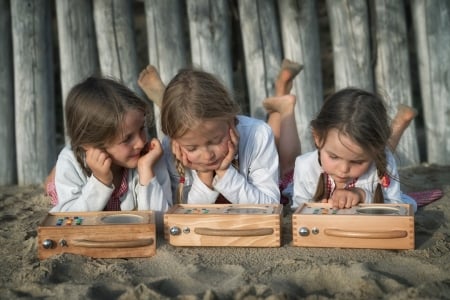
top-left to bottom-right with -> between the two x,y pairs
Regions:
137,65 -> 165,107
275,59 -> 303,96
263,94 -> 296,115
389,103 -> 418,150
394,103 -> 418,123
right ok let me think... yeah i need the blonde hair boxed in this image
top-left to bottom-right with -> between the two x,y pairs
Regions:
65,76 -> 149,175
161,69 -> 241,203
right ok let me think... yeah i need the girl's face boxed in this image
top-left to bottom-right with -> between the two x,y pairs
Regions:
105,109 -> 147,169
315,128 -> 372,185
175,119 -> 231,172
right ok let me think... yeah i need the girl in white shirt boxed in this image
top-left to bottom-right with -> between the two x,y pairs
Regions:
292,88 -> 417,211
140,68 -> 280,205
47,76 -> 172,212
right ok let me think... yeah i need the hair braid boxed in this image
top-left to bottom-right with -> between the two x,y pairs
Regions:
175,159 -> 185,204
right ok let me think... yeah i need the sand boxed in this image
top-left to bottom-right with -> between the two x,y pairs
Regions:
0,164 -> 449,299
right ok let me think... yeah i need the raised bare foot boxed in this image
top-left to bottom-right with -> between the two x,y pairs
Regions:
275,59 -> 303,96
395,103 -> 418,123
137,65 -> 165,107
389,103 -> 418,150
263,94 -> 297,115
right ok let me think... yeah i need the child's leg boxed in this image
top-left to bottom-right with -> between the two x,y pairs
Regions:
389,103 -> 418,151
264,95 -> 299,177
264,59 -> 303,178
137,65 -> 166,107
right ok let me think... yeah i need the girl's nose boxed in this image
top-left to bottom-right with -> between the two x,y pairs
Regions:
135,132 -> 147,149
339,162 -> 350,173
204,147 -> 216,161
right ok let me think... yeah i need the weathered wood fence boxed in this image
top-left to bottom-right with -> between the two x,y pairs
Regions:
1,0 -> 449,185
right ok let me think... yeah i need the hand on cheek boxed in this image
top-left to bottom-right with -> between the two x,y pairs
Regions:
172,140 -> 193,169
85,147 -> 113,186
138,138 -> 163,185
216,127 -> 239,176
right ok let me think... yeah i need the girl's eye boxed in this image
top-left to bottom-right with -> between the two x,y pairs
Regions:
212,135 -> 226,145
352,160 -> 365,165
122,136 -> 132,144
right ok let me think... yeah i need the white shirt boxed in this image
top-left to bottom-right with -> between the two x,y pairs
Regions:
292,149 -> 417,211
50,146 -> 172,213
163,115 -> 280,204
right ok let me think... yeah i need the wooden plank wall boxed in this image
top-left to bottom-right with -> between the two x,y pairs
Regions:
1,0 -> 449,185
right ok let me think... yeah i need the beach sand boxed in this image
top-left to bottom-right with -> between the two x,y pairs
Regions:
0,164 -> 449,299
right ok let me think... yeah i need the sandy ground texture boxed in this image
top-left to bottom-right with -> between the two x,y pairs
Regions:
0,164 -> 449,300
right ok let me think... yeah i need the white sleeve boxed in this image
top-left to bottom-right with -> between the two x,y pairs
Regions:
134,158 -> 172,212
186,171 -> 221,204
213,124 -> 280,204
292,151 -> 321,208
51,148 -> 113,212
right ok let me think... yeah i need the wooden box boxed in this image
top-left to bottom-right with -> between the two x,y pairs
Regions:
292,203 -> 414,249
38,211 -> 156,259
164,204 -> 282,247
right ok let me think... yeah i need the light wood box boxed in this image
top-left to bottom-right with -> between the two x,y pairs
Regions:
38,211 -> 156,259
292,203 -> 414,249
164,204 -> 282,247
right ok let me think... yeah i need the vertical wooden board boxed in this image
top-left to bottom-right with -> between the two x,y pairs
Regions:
11,0 -> 56,184
144,0 -> 189,138
93,0 -> 141,96
0,0 -> 16,184
373,0 -> 420,166
278,0 -> 323,153
186,0 -> 233,91
411,0 -> 450,164
238,0 -> 282,120
56,0 -> 99,143
326,0 -> 373,91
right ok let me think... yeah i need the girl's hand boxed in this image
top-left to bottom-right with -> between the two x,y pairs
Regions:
138,138 -> 163,185
216,125 -> 239,177
171,140 -> 214,188
327,188 -> 363,209
85,147 -> 113,186
171,140 -> 194,169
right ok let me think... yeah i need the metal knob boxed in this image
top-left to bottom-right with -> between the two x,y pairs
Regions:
299,227 -> 310,237
42,239 -> 54,249
59,239 -> 68,247
169,226 -> 181,236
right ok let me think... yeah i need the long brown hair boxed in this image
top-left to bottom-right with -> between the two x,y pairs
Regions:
65,76 -> 149,175
311,88 -> 392,203
160,69 -> 240,203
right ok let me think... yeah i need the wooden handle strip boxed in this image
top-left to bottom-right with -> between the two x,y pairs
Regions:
324,229 -> 407,239
194,227 -> 274,237
72,238 -> 154,248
